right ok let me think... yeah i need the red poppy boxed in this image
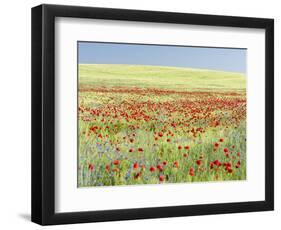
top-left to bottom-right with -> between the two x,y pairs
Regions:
133,162 -> 139,169
213,159 -> 221,167
224,162 -> 232,168
236,161 -> 241,168
171,122 -> 177,128
159,175 -> 165,182
223,148 -> 229,153
105,164 -> 110,172
134,172 -> 141,179
237,152 -> 241,157
178,146 -> 182,150
158,132 -> 163,137
88,164 -> 94,171
219,138 -> 224,142
163,161 -> 168,166
150,166 -> 156,172
129,148 -> 134,153
214,142 -> 219,148
184,146 -> 190,150
173,161 -> 179,168
138,148 -> 143,152
210,162 -> 214,169
113,159 -> 119,165
183,153 -> 188,158
227,168 -> 233,173
157,164 -> 163,171
189,167 -> 195,176
196,160 -> 202,166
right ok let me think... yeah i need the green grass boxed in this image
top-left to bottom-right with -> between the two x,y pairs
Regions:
79,64 -> 246,91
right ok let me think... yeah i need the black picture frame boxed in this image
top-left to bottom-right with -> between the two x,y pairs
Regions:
31,4 -> 274,225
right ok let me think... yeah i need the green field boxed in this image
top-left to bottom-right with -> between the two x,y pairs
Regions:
79,64 -> 246,91
78,64 -> 246,187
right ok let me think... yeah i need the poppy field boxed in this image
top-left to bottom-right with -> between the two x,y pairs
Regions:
78,64 -> 246,187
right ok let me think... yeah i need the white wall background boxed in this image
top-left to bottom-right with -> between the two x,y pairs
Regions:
0,0 -> 278,229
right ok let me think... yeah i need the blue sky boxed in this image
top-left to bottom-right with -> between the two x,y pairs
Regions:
78,42 -> 246,73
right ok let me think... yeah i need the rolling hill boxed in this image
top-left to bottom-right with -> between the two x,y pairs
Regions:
79,64 -> 246,91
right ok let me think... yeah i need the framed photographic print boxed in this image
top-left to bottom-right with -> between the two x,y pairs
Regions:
31,4 -> 274,225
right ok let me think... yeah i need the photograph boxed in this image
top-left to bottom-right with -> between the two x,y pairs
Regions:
77,42 -> 247,187
30,3 -> 274,225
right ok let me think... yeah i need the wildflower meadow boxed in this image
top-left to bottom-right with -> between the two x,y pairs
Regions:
78,64 -> 246,187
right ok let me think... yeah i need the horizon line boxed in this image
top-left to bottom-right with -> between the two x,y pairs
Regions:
78,63 -> 246,75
